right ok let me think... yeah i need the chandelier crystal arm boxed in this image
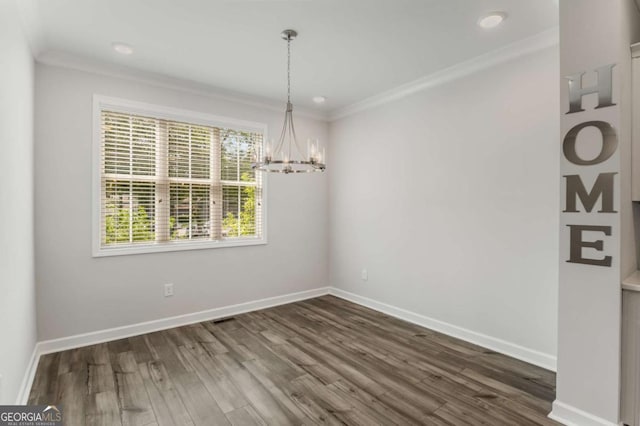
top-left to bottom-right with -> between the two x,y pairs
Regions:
289,109 -> 305,159
275,107 -> 288,155
288,111 -> 293,161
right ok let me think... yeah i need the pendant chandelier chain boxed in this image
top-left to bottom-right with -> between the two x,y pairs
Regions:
287,37 -> 291,103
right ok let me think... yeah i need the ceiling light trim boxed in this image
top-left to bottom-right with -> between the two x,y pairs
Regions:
478,12 -> 507,29
112,42 -> 134,55
35,50 -> 330,122
330,26 -> 559,122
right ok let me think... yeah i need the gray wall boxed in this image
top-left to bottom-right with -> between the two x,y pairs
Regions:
328,46 -> 560,361
0,0 -> 37,404
34,64 -> 329,341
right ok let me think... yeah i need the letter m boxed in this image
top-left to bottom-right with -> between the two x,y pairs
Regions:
563,172 -> 617,213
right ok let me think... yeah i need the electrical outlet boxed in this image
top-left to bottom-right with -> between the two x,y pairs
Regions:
361,269 -> 368,281
164,283 -> 174,297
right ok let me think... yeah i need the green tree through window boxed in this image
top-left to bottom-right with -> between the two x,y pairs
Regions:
222,172 -> 257,237
105,205 -> 154,243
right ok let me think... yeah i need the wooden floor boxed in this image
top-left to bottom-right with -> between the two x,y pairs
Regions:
29,296 -> 558,425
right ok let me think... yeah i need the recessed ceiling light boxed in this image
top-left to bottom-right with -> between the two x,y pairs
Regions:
478,12 -> 507,29
112,42 -> 134,55
313,96 -> 327,104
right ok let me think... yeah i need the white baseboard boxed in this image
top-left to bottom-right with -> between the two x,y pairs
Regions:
549,400 -> 619,426
329,287 -> 557,372
18,286 -> 328,403
15,345 -> 39,405
37,287 -> 330,356
19,285 -> 559,406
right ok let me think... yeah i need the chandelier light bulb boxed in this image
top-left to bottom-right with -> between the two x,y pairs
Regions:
308,138 -> 322,163
265,140 -> 273,161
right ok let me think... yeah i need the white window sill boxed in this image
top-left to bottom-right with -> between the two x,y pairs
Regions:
92,237 -> 267,258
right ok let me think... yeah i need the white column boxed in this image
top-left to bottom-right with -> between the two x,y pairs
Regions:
553,1 -> 640,425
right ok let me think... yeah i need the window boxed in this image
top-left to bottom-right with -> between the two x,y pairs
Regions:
93,96 -> 266,256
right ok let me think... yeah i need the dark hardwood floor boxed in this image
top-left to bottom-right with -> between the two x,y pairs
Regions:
28,295 -> 558,425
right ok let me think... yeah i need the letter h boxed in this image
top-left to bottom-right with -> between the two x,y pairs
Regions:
566,64 -> 616,114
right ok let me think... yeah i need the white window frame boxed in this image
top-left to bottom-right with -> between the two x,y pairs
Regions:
92,95 -> 268,257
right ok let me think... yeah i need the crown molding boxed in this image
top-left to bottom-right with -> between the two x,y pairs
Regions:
36,50 -> 330,122
35,26 -> 559,125
329,26 -> 560,122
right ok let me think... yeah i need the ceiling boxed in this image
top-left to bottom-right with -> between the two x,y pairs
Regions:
19,0 -> 558,114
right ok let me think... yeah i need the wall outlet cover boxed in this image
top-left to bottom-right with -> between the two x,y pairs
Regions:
164,283 -> 174,297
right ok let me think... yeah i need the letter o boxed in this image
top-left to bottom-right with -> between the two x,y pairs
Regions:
563,121 -> 618,165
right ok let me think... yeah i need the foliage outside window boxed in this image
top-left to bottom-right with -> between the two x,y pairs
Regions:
98,106 -> 264,255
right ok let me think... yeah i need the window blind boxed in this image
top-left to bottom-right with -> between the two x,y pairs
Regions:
100,110 -> 263,251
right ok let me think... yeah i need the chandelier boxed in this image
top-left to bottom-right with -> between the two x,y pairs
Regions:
252,29 -> 326,174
